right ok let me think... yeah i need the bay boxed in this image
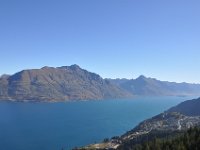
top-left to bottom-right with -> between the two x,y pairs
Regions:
0,96 -> 194,150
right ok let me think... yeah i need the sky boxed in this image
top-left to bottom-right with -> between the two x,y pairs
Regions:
0,0 -> 200,83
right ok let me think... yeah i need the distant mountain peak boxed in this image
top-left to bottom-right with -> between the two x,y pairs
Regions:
58,64 -> 81,70
69,64 -> 81,70
137,75 -> 147,80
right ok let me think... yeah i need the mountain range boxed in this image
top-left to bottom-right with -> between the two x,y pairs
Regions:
0,65 -> 130,101
0,65 -> 200,101
108,76 -> 200,96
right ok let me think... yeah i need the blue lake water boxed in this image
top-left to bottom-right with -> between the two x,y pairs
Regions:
0,96 -> 195,150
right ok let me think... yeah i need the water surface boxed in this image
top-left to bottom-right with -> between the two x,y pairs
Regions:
0,96 -> 194,150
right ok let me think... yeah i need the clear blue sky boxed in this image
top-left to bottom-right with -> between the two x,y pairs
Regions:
0,0 -> 200,83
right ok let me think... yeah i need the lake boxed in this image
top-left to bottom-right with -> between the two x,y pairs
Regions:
0,96 -> 195,150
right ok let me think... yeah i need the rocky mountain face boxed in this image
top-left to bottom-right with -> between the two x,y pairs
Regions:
108,76 -> 200,96
0,65 -> 132,101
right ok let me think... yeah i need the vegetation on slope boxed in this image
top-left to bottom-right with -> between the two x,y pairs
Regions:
118,127 -> 200,150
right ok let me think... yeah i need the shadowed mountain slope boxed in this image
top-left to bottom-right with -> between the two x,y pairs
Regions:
168,97 -> 200,116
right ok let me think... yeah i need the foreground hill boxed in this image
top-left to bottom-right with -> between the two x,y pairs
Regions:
108,76 -> 200,96
0,65 -> 132,101
76,97 -> 200,150
168,97 -> 200,116
117,127 -> 200,150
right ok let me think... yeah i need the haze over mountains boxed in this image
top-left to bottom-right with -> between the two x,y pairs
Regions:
0,65 -> 200,101
109,76 -> 200,96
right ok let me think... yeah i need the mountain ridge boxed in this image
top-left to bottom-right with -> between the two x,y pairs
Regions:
108,76 -> 200,96
1,65 -> 200,101
168,97 -> 200,116
0,65 -> 132,101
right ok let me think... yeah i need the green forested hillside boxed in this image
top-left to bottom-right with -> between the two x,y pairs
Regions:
118,127 -> 200,150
